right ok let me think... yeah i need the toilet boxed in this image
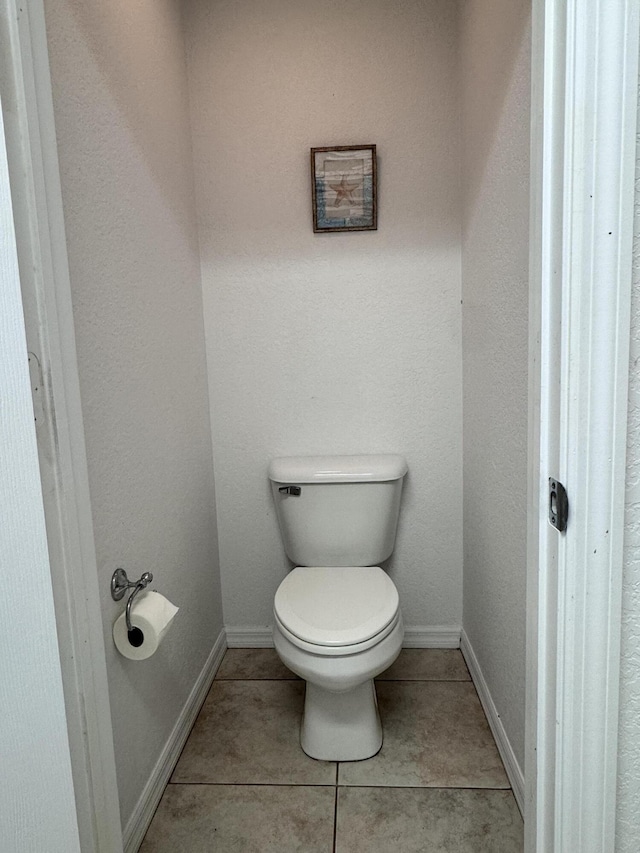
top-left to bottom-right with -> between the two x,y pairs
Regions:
269,454 -> 407,761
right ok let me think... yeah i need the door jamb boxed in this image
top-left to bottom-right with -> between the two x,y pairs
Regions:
0,2 -> 122,851
526,1 -> 639,850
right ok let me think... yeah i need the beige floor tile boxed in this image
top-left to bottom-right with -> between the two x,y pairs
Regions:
140,784 -> 335,853
216,648 -> 297,680
172,680 -> 335,785
377,649 -> 470,681
338,682 -> 509,788
335,787 -> 523,853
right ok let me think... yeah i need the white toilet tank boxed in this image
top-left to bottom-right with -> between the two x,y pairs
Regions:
269,454 -> 407,567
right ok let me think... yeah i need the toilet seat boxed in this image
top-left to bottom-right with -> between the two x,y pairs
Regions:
275,608 -> 401,657
274,566 -> 399,654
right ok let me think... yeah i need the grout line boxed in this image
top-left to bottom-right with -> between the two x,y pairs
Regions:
319,784 -> 514,792
214,677 -> 300,682
376,678 -> 472,683
168,780 -> 337,787
214,677 -> 472,683
167,781 -> 513,792
332,785 -> 339,853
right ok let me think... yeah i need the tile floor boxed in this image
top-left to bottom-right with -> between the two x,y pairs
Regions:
140,649 -> 523,852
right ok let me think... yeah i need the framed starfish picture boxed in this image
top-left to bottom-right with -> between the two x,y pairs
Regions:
311,145 -> 377,232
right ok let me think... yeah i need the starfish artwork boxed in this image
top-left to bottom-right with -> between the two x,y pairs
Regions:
328,174 -> 363,207
311,145 -> 377,232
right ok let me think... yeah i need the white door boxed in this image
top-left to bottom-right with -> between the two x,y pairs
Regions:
0,1 -> 122,850
526,1 -> 638,851
0,92 -> 82,853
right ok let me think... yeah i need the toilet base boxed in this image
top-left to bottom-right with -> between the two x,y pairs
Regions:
301,679 -> 382,761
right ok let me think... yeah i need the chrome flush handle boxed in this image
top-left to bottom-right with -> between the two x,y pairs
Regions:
279,485 -> 302,496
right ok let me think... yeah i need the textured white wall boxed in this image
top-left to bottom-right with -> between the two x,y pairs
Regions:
185,0 -> 464,631
460,0 -> 530,770
615,78 -> 640,853
42,0 -> 223,827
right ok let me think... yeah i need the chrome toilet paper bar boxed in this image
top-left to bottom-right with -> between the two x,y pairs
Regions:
110,568 -> 154,634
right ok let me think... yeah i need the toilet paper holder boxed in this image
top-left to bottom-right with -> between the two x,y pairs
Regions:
111,568 -> 154,635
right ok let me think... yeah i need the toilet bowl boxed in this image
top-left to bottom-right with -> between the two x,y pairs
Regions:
273,566 -> 403,760
269,455 -> 407,762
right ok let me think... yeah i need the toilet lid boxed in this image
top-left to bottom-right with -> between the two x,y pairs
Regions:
274,566 -> 399,647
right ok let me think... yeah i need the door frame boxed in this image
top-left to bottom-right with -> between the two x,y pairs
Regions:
0,87 -> 84,853
2,0 -> 638,850
0,2 -> 122,851
526,0 -> 639,850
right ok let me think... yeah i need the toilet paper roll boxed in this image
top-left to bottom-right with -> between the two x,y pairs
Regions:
113,590 -> 179,660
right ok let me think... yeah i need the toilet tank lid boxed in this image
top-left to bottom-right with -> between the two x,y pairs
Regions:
268,454 -> 408,484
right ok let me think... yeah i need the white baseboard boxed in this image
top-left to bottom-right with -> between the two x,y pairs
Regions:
123,628 -> 227,853
460,629 -> 524,815
225,624 -> 461,649
226,626 -> 274,647
402,625 -> 461,648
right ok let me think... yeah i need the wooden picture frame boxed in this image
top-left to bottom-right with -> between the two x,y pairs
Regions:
311,144 -> 377,232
